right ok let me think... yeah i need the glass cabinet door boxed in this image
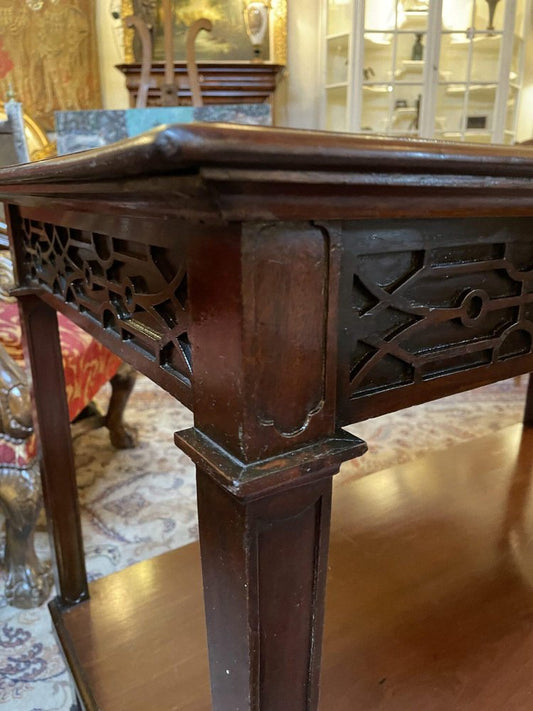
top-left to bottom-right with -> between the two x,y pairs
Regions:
321,0 -> 529,143
363,0 -> 430,137
435,0 -> 527,143
324,0 -> 354,131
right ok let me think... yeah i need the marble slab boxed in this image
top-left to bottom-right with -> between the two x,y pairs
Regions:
55,105 -> 272,155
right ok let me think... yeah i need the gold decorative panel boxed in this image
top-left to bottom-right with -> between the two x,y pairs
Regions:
0,0 -> 101,131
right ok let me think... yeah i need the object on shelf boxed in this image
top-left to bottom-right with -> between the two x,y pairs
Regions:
467,115 -> 488,129
244,1 -> 270,60
409,93 -> 422,130
392,106 -> 416,126
485,0 -> 502,31
411,32 -> 424,60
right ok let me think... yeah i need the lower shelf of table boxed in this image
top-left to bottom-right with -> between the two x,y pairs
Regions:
52,422 -> 533,710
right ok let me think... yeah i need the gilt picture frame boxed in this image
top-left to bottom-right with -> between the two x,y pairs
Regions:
121,0 -> 287,65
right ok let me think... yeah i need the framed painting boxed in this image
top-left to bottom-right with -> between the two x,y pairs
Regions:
122,0 -> 287,65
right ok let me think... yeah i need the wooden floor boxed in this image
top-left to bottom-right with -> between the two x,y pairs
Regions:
60,423 -> 533,710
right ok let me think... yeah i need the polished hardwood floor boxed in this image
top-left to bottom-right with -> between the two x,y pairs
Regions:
60,423 -> 533,710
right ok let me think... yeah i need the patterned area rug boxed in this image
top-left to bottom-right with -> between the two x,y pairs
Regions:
0,374 -> 527,710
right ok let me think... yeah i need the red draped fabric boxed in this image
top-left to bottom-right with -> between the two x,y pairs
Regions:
0,301 -> 122,466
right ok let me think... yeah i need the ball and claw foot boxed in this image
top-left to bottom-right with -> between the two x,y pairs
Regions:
5,546 -> 53,608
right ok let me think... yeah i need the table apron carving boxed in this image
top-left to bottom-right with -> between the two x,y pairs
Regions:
337,216 -> 533,424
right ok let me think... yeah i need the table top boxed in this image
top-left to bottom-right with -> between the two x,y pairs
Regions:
0,124 -> 532,221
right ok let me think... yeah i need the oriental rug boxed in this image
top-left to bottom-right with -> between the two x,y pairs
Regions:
0,374 -> 527,710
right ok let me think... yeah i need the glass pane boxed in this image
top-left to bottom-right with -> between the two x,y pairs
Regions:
435,84 -> 464,136
511,34 -> 521,76
391,84 -> 423,115
506,106 -> 516,134
514,0 -> 527,36
361,89 -> 390,133
365,0 -> 403,32
327,0 -> 353,37
439,35 -> 469,83
391,90 -> 422,135
399,0 -> 429,32
464,98 -> 493,134
471,35 -> 501,82
442,0 -> 475,34
363,34 -> 394,84
442,0 -> 506,39
326,35 -> 349,85
505,89 -> 518,133
326,86 -> 348,132
394,30 -> 426,79
474,0 -> 505,33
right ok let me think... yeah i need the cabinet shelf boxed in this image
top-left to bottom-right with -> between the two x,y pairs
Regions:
396,59 -> 424,75
362,85 -> 392,94
326,82 -> 349,91
446,32 -> 504,47
445,84 -> 498,100
394,62 -> 451,81
326,32 -> 350,42
364,33 -> 393,47
440,130 -> 493,142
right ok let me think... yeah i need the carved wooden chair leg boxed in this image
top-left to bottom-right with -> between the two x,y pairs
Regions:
0,462 -> 52,608
105,363 -> 138,449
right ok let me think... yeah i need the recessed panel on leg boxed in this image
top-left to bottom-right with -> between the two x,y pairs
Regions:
197,469 -> 333,711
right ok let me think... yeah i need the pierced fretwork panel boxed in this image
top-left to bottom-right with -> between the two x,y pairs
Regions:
20,217 -> 192,388
338,218 -> 533,422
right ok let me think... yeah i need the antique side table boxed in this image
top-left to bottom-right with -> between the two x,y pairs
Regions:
1,124 -> 533,710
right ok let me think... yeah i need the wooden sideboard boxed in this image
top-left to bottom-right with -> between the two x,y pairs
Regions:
2,125 -> 533,709
116,61 -> 284,107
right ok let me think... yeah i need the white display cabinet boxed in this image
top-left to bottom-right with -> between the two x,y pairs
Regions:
321,0 -> 530,143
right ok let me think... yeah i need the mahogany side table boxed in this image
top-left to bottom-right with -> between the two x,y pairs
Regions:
1,124 -> 533,710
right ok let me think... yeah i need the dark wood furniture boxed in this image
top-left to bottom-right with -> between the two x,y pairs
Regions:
116,61 -> 284,107
1,124 -> 533,709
